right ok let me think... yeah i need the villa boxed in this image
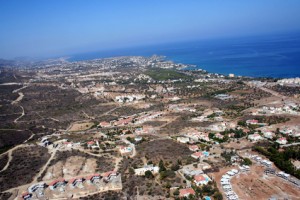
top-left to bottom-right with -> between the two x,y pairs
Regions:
177,136 -> 190,143
179,188 -> 195,198
263,131 -> 274,139
102,171 -> 118,182
99,121 -> 111,128
49,179 -> 67,190
134,165 -> 159,176
191,152 -> 203,159
119,146 -> 132,154
194,174 -> 211,186
248,133 -> 263,142
28,183 -> 46,193
246,119 -> 258,125
189,145 -> 199,151
86,174 -> 102,184
276,137 -> 288,145
69,177 -> 85,188
21,192 -> 32,200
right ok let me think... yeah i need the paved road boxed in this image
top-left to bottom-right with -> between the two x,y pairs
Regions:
280,142 -> 300,147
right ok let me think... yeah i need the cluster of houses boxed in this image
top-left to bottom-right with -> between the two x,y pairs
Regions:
177,172 -> 212,198
184,130 -> 211,142
246,154 -> 300,188
220,169 -> 240,200
278,78 -> 300,86
280,126 -> 300,138
247,154 -> 273,168
21,171 -> 119,200
264,169 -> 300,188
254,104 -> 299,115
115,94 -> 145,103
247,132 -> 289,145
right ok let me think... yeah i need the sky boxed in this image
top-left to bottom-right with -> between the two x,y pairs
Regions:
1,0 -> 300,59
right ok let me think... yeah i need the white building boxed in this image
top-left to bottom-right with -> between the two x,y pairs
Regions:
177,137 -> 190,143
134,165 -> 159,176
276,137 -> 287,145
194,174 -> 211,186
248,133 -> 263,142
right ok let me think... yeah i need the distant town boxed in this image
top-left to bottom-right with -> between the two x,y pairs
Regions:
0,56 -> 300,200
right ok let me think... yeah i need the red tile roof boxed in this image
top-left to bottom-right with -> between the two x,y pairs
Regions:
49,178 -> 65,186
179,188 -> 195,197
192,152 -> 203,158
86,173 -> 101,180
194,174 -> 206,182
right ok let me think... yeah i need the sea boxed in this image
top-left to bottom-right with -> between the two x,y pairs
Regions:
69,32 -> 300,78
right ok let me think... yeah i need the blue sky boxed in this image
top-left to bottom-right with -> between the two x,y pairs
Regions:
1,0 -> 300,59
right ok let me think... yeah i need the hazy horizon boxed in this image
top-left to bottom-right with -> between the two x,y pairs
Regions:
1,0 -> 300,59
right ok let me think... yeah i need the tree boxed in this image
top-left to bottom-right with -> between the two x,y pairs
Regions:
173,189 -> 179,196
242,158 -> 252,166
145,170 -> 154,178
129,167 -> 135,174
171,164 -> 180,171
159,160 -> 166,172
213,192 -> 223,200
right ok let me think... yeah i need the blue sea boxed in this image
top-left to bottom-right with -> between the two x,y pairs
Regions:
69,33 -> 300,78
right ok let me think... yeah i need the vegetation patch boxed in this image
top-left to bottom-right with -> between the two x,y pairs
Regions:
0,146 -> 50,192
145,68 -> 191,81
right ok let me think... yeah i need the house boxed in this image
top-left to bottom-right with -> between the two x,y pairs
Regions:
194,174 -> 211,186
86,174 -> 101,184
134,165 -> 159,176
280,128 -> 293,135
99,121 -> 111,128
264,168 -> 276,175
21,192 -> 32,200
177,137 -> 190,143
191,152 -> 203,159
261,159 -> 272,167
189,145 -> 199,151
40,138 -> 51,147
182,168 -> 203,177
215,133 -> 224,139
248,133 -> 263,142
102,171 -> 118,182
179,188 -> 195,198
276,137 -> 287,145
49,179 -> 67,190
291,132 -> 300,138
277,171 -> 290,179
69,177 -> 84,188
87,141 -> 95,148
263,131 -> 274,139
246,119 -> 259,125
239,165 -> 250,172
134,136 -> 143,142
119,146 -> 132,155
28,183 -> 46,193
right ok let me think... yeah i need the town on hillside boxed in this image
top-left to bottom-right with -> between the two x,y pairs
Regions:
0,56 -> 300,200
